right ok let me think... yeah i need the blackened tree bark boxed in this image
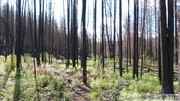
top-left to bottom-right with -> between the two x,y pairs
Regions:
34,0 -> 40,65
167,0 -> 174,94
82,0 -> 87,85
33,0 -> 38,87
44,0 -> 48,63
72,0 -> 77,68
48,0 -> 52,64
38,0 -> 42,64
102,0 -> 104,69
22,0 -> 27,56
34,7 -> 40,64
175,0 -> 178,65
133,0 -> 138,79
113,0 -> 116,72
119,0 -> 122,76
160,0 -> 174,94
13,0 -> 21,100
5,0 -> 9,61
67,0 -> 70,67
51,11 -> 55,64
41,0 -> 45,63
133,0 -> 136,79
63,0 -> 66,63
93,0 -> 97,62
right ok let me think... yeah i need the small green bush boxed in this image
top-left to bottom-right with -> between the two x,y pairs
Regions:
123,73 -> 132,80
5,55 -> 16,73
38,75 -> 52,88
51,76 -> 64,90
88,91 -> 103,100
38,75 -> 64,90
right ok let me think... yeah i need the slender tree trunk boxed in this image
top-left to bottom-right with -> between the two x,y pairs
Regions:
72,0 -> 77,68
38,0 -> 42,64
62,0 -> 66,62
13,0 -> 21,100
48,0 -> 52,64
41,0 -> 45,63
158,7 -> 162,84
102,0 -> 104,69
82,0 -> 87,85
33,0 -> 38,83
133,0 -> 138,79
67,0 -> 70,67
34,0 -> 40,65
93,0 -> 97,62
113,0 -> 116,72
140,0 -> 146,78
119,0 -> 122,76
175,0 -> 178,65
5,1 -> 9,61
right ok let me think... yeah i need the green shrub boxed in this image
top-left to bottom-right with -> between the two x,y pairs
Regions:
38,75 -> 64,90
123,73 -> 132,80
38,75 -> 52,88
5,55 -> 16,73
88,91 -> 103,100
125,76 -> 161,93
51,76 -> 64,90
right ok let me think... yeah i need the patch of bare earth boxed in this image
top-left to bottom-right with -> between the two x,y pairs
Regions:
52,67 -> 91,101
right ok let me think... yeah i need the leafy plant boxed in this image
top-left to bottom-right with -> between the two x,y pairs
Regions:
38,75 -> 64,90
38,75 -> 52,88
123,73 -> 132,80
5,55 -> 16,73
88,91 -> 103,100
51,76 -> 64,90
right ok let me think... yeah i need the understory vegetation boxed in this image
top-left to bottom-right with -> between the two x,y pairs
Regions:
0,54 -> 178,101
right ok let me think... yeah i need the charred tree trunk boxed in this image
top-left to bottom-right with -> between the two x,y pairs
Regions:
160,0 -> 174,94
175,0 -> 178,65
93,0 -> 97,62
167,0 -> 174,94
13,0 -> 21,100
119,0 -> 122,76
41,0 -> 45,63
113,0 -> 116,72
67,0 -> 70,67
82,0 -> 87,85
72,0 -> 77,68
133,0 -> 139,79
101,0 -> 104,69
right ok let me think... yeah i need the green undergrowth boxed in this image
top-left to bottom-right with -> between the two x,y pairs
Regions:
0,54 -> 69,101
88,90 -> 103,100
86,65 -> 178,101
0,55 -> 178,101
1,68 -> 68,100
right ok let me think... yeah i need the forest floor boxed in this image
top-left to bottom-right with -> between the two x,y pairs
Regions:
51,67 -> 91,101
0,55 -> 179,101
